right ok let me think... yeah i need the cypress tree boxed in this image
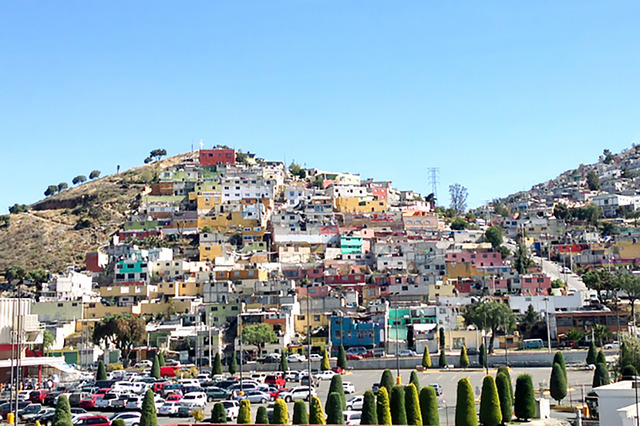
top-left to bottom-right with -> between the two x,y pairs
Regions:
410,370 -> 421,391
550,362 -> 567,404
438,349 -> 447,368
596,350 -> 606,365
381,369 -> 395,396
309,396 -> 326,425
593,362 -> 611,388
479,343 -> 487,368
212,403 -> 227,423
229,352 -> 238,375
111,420 -> 126,426
140,389 -> 157,426
53,395 -> 72,426
237,399 -> 252,424
496,366 -> 513,405
479,375 -> 502,426
514,374 -> 536,421
213,352 -> 223,375
96,360 -> 107,381
421,349 -> 432,368
553,351 -> 567,381
586,341 -> 597,365
150,354 -> 160,379
361,390 -> 378,426
390,386 -> 407,425
338,345 -> 348,370
292,400 -> 308,425
256,406 -> 270,424
321,348 -> 331,371
459,346 -> 469,369
419,386 -> 439,426
404,383 -> 422,426
326,392 -> 345,425
158,352 -> 165,367
439,328 -> 445,349
272,398 -> 290,425
279,354 -> 289,372
327,374 -> 346,411
455,377 -> 477,426
376,387 -> 392,426
495,373 -> 512,424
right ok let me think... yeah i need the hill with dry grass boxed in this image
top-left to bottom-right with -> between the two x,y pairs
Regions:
0,152 -> 193,273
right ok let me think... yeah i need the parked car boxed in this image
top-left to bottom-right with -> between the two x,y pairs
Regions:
284,370 -> 299,381
109,412 -> 141,426
343,382 -> 356,394
44,392 -> 63,406
181,392 -> 207,407
234,390 -> 270,404
0,401 -> 30,419
429,384 -> 443,396
74,415 -> 111,426
344,410 -> 362,425
315,370 -> 336,381
398,350 -> 417,357
371,383 -> 380,393
279,387 -> 316,402
265,374 -> 286,387
152,381 -> 171,393
134,360 -> 152,368
95,393 -> 119,409
110,395 -> 129,409
605,341 -> 620,349
308,354 -> 323,362
221,400 -> 240,422
157,401 -> 181,416
265,386 -> 280,401
125,396 -> 144,410
346,347 -> 368,356
205,387 -> 231,402
345,353 -> 363,361
176,402 -> 204,417
346,395 -> 364,411
287,353 -> 306,362
19,403 -> 43,419
166,393 -> 183,402
24,407 -> 54,423
80,394 -> 103,409
29,390 -> 49,404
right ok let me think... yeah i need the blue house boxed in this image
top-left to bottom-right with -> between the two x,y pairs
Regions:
330,315 -> 381,350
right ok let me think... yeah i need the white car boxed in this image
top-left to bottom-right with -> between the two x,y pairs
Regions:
344,410 -> 362,425
158,401 -> 181,416
284,370 -> 299,381
134,360 -> 152,368
308,354 -> 323,362
604,341 -> 620,349
315,370 -> 336,381
181,392 -> 207,406
280,386 -> 317,402
110,412 -> 141,426
125,396 -> 143,410
343,382 -> 356,394
346,395 -> 364,410
287,353 -> 306,362
95,392 -> 119,409
221,400 -> 240,421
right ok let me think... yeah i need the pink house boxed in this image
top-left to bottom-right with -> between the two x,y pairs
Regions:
521,274 -> 552,295
445,251 -> 504,267
297,285 -> 331,298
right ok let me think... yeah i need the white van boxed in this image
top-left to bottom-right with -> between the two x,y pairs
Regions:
178,379 -> 200,388
113,381 -> 145,394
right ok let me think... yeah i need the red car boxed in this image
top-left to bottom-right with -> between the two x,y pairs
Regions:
165,393 -> 182,401
152,381 -> 171,393
345,353 -> 363,360
79,394 -> 102,409
265,374 -> 286,387
29,389 -> 49,403
75,415 -> 110,426
160,366 -> 181,378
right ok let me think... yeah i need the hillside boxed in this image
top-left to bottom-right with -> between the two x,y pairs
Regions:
0,152 -> 193,273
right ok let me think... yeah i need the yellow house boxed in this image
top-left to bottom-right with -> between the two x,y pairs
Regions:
138,298 -> 201,316
447,262 -> 485,279
199,244 -> 224,262
333,196 -> 387,213
614,240 -> 640,260
427,281 -> 456,302
196,193 -> 223,213
294,312 -> 329,334
84,302 -> 139,319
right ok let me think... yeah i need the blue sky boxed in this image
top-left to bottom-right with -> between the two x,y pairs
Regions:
2,1 -> 639,213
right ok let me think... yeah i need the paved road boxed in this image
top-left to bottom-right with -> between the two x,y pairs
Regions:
85,367 -> 594,425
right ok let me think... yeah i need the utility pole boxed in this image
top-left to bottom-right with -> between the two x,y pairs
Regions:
545,297 -> 552,353
307,296 -> 312,405
208,312 -> 212,369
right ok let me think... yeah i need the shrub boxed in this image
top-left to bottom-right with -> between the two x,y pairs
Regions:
479,375 -> 502,426
419,386 -> 439,426
550,362 -> 567,404
438,349 -> 447,368
479,343 -> 487,368
553,351 -> 567,381
53,395 -> 72,426
111,420 -> 126,426
192,409 -> 205,423
459,346 -> 469,368
211,403 -> 227,423
514,374 -> 536,421
391,385 -> 407,425
213,352 -> 223,375
361,390 -> 378,425
410,370 -> 421,390
157,352 -> 165,367
338,345 -> 348,370
326,392 -> 345,424
381,369 -> 395,396
151,354 -> 160,379
309,395 -> 325,425
140,389 -> 157,426
96,360 -> 107,381
256,406 -> 270,424
496,366 -> 513,402
327,374 -> 346,411
455,377 -> 477,426
229,353 -> 238,375
421,349 -> 432,368
279,354 -> 289,372
376,386 -> 392,426
586,341 -> 597,365
622,364 -> 638,380
292,400 -> 307,425
321,348 -> 331,371
237,399 -> 251,424
495,372 -> 512,423
404,383 -> 422,426
272,398 -> 290,425
596,350 -> 606,365
593,362 -> 611,388
107,363 -> 123,371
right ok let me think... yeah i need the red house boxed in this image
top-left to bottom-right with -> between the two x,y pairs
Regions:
199,149 -> 236,166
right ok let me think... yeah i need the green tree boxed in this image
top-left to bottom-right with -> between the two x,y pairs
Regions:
321,348 -> 331,371
514,242 -> 534,275
463,301 -> 517,352
309,396 -> 325,425
484,226 -> 503,250
96,360 -> 107,381
112,419 -> 126,426
211,403 -> 227,423
327,374 -> 346,411
238,399 -> 252,424
404,383 -> 422,426
616,272 -> 640,326
596,349 -> 606,365
57,182 -> 68,192
256,406 -> 270,424
438,349 -> 447,368
553,351 -> 567,381
622,365 -> 638,380
72,175 -> 87,185
593,363 -> 611,388
455,377 -> 477,426
27,269 -> 49,286
419,386 -> 439,426
496,367 -> 513,409
479,343 -> 487,368
361,390 -> 378,426
229,352 -> 238,375
213,352 -> 223,375
45,184 -> 58,197
586,170 -> 601,191
410,370 -> 421,390
521,304 -> 539,335
292,400 -> 307,425
89,170 -> 101,179
157,352 -> 165,367
140,389 -> 157,426
550,362 -> 567,404
439,328 -> 445,349
376,387 -> 392,426
390,386 -> 407,425
272,398 -> 290,425
450,217 -> 468,230
565,328 -> 585,347
381,369 -> 395,396
242,323 -> 278,353
279,354 -> 289,372
150,354 -> 160,379
586,341 -> 597,365
479,375 -> 502,426
53,395 -> 72,426
192,409 -> 205,422
495,372 -> 512,424
338,344 -> 348,370
326,392 -> 345,425
459,346 -> 469,369
514,374 -> 536,421
449,183 -> 468,215
421,349 -> 432,368
92,314 -> 146,366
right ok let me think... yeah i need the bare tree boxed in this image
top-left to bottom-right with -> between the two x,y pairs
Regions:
449,183 -> 468,214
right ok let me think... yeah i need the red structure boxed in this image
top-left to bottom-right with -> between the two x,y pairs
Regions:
199,149 -> 236,166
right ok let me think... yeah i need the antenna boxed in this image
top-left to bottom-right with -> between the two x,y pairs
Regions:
427,167 -> 439,204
